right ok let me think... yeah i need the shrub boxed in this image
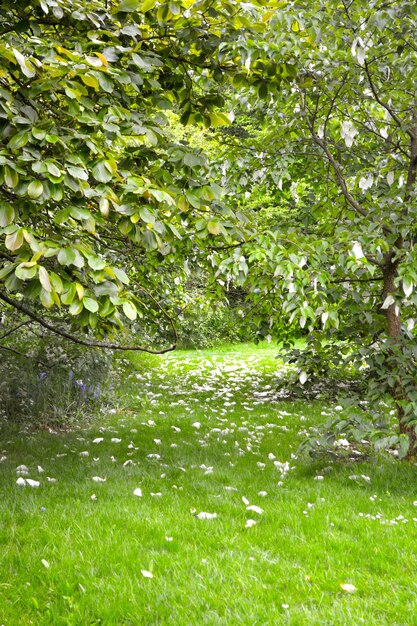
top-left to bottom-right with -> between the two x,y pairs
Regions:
0,318 -> 113,426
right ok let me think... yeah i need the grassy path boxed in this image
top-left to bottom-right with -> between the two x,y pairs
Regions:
1,343 -> 417,625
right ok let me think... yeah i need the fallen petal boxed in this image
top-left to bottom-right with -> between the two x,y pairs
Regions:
245,519 -> 257,528
26,479 -> 40,488
246,505 -> 263,515
195,512 -> 217,520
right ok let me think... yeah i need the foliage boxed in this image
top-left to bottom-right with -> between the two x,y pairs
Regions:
209,0 -> 417,455
0,0 -> 273,351
0,318 -> 113,425
177,302 -> 253,349
298,403 -> 410,461
277,334 -> 361,398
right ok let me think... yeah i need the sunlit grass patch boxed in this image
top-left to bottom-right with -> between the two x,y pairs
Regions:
1,342 -> 417,625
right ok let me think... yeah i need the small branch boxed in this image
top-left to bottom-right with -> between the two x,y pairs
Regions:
0,292 -> 177,354
0,320 -> 32,341
0,344 -> 51,368
364,60 -> 413,139
330,276 -> 383,284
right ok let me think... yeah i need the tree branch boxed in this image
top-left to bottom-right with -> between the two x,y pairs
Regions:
0,320 -> 32,341
364,60 -> 414,140
0,292 -> 177,354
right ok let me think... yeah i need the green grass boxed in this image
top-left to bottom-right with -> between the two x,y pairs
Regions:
1,342 -> 417,625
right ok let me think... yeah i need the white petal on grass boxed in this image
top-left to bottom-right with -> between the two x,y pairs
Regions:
93,438 -> 104,443
92,476 -> 106,483
314,475 -> 324,481
242,496 -> 250,505
195,512 -> 217,520
80,451 -> 89,457
16,477 -> 26,486
141,569 -> 154,579
91,494 -> 97,501
246,505 -> 264,515
16,465 -> 29,476
258,491 -> 268,497
41,559 -> 50,569
340,583 -> 357,593
245,519 -> 257,528
26,478 -> 40,488
111,438 -> 121,443
165,536 -> 173,542
133,488 -> 143,497
150,492 -> 162,497
192,422 -> 201,429
37,465 -> 44,474
47,477 -> 57,483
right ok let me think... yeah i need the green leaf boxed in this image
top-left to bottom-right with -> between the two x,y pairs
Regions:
113,267 -> 129,284
92,161 -> 113,183
123,301 -> 137,320
38,266 -> 52,292
27,180 -> 44,199
61,284 -> 76,305
67,166 -> 88,181
87,255 -> 106,270
57,248 -> 76,266
69,300 -> 83,315
8,131 -> 30,150
207,221 -> 221,235
4,166 -> 19,189
139,206 -> 155,225
0,263 -> 17,280
40,287 -> 54,308
70,207 -> 92,221
5,229 -> 24,251
46,162 -> 62,178
83,296 -> 99,313
141,0 -> 156,11
15,262 -> 37,280
117,0 -> 139,11
50,272 -> 63,293
0,202 -> 15,227
81,73 -> 99,90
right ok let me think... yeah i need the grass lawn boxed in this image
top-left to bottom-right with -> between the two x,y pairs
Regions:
1,342 -> 417,625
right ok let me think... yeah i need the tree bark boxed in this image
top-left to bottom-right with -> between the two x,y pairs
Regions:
382,255 -> 417,457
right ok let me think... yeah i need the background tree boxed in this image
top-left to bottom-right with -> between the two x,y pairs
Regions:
212,0 -> 417,455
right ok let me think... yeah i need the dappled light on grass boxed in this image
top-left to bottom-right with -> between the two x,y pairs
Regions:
2,343 -> 417,624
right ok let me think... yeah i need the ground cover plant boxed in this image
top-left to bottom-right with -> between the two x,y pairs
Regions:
2,343 -> 417,625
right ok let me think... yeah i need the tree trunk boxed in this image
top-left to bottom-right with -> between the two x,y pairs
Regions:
382,257 -> 417,457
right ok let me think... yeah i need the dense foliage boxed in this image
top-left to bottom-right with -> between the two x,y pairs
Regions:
0,0 -> 271,352
2,0 -> 417,455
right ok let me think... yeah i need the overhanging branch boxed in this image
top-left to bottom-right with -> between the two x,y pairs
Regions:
0,292 -> 177,354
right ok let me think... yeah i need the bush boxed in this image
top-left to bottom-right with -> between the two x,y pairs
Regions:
0,318 -> 113,426
177,301 -> 255,349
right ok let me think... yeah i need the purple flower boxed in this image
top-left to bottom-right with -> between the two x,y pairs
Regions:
39,372 -> 47,381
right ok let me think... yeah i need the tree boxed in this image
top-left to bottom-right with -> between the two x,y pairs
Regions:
0,0 -> 270,353
212,0 -> 417,455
